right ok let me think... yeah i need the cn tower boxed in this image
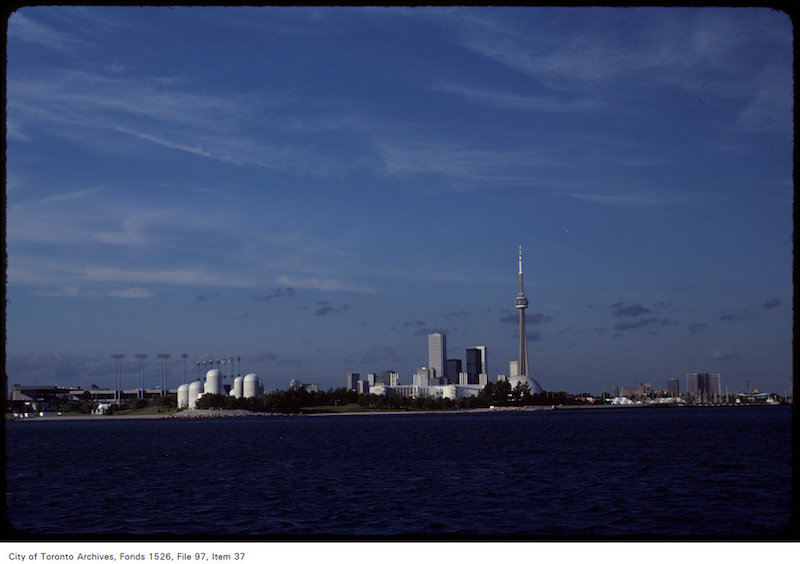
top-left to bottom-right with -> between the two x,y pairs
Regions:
509,245 -> 544,394
515,244 -> 530,377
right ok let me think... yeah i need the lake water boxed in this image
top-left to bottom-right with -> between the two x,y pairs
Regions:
4,406 -> 794,538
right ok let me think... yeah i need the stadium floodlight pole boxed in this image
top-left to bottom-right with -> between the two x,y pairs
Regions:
181,353 -> 189,384
111,354 -> 125,406
134,354 -> 148,399
157,354 -> 171,396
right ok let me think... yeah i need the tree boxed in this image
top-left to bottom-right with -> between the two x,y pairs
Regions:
511,382 -> 532,404
130,398 -> 149,410
60,400 -> 93,414
486,380 -> 512,405
478,382 -> 496,405
195,393 -> 226,410
152,394 -> 177,408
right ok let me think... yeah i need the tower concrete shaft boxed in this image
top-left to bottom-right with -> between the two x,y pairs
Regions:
515,245 -> 530,377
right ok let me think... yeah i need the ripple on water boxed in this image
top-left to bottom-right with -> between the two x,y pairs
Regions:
5,408 -> 793,537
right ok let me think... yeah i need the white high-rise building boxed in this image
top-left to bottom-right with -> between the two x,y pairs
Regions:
428,332 -> 447,381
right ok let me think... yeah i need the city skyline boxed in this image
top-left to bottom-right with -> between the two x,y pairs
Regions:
5,7 -> 793,396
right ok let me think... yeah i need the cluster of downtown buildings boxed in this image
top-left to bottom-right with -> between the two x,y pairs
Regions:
344,246 -> 547,401
344,331 -> 546,401
8,248 -> 782,412
346,333 -> 488,401
619,372 -> 724,402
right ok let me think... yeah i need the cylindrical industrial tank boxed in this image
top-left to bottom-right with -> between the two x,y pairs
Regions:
233,376 -> 244,399
177,384 -> 190,408
188,381 -> 204,409
243,373 -> 262,398
204,369 -> 222,396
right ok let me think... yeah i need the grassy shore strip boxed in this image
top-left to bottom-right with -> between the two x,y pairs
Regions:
8,413 -> 169,421
12,403 -> 732,422
166,409 -> 284,418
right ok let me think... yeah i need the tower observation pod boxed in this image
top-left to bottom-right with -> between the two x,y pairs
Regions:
509,244 -> 545,395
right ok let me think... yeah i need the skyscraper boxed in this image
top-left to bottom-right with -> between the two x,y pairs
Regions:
466,346 -> 487,385
508,245 -> 544,394
346,373 -> 360,391
445,359 -> 462,385
667,377 -> 680,396
687,373 -> 721,401
428,332 -> 446,381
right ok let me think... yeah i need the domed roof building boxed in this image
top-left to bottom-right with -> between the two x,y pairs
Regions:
508,374 -> 545,395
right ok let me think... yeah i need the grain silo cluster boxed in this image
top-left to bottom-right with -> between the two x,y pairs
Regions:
177,369 -> 264,409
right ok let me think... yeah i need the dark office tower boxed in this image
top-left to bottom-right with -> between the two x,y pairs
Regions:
445,359 -> 462,385
466,346 -> 487,385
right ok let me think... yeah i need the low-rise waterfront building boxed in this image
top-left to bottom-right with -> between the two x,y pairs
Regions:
369,383 -> 483,400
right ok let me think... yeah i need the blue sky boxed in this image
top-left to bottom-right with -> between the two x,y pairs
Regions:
5,6 -> 793,396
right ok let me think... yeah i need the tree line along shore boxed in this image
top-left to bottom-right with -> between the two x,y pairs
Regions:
8,380 -> 786,420
10,381 -> 576,418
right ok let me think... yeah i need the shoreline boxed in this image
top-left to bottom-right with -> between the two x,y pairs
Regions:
7,402 -> 787,422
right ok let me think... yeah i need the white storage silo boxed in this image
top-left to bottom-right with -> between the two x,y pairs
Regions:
243,373 -> 262,398
188,380 -> 204,409
233,376 -> 244,399
177,384 -> 190,408
204,369 -> 222,396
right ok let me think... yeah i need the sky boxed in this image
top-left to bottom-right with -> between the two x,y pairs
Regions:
5,6 -> 794,396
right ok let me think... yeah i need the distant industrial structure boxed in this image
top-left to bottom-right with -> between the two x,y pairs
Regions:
177,369 -> 265,409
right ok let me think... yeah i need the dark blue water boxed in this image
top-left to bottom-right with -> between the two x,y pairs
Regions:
4,407 -> 794,538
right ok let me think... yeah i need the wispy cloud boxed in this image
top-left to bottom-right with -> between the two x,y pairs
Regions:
9,12 -> 88,51
315,301 -> 350,317
247,351 -> 277,363
430,82 -> 600,113
613,303 -> 652,317
687,322 -> 709,334
252,287 -> 296,303
275,275 -> 377,295
107,287 -> 157,299
9,66 -> 369,178
568,190 -> 698,206
354,346 -> 402,365
614,317 -> 676,331
442,310 -> 470,321
711,349 -> 739,360
719,309 -> 756,322
610,301 -> 677,332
